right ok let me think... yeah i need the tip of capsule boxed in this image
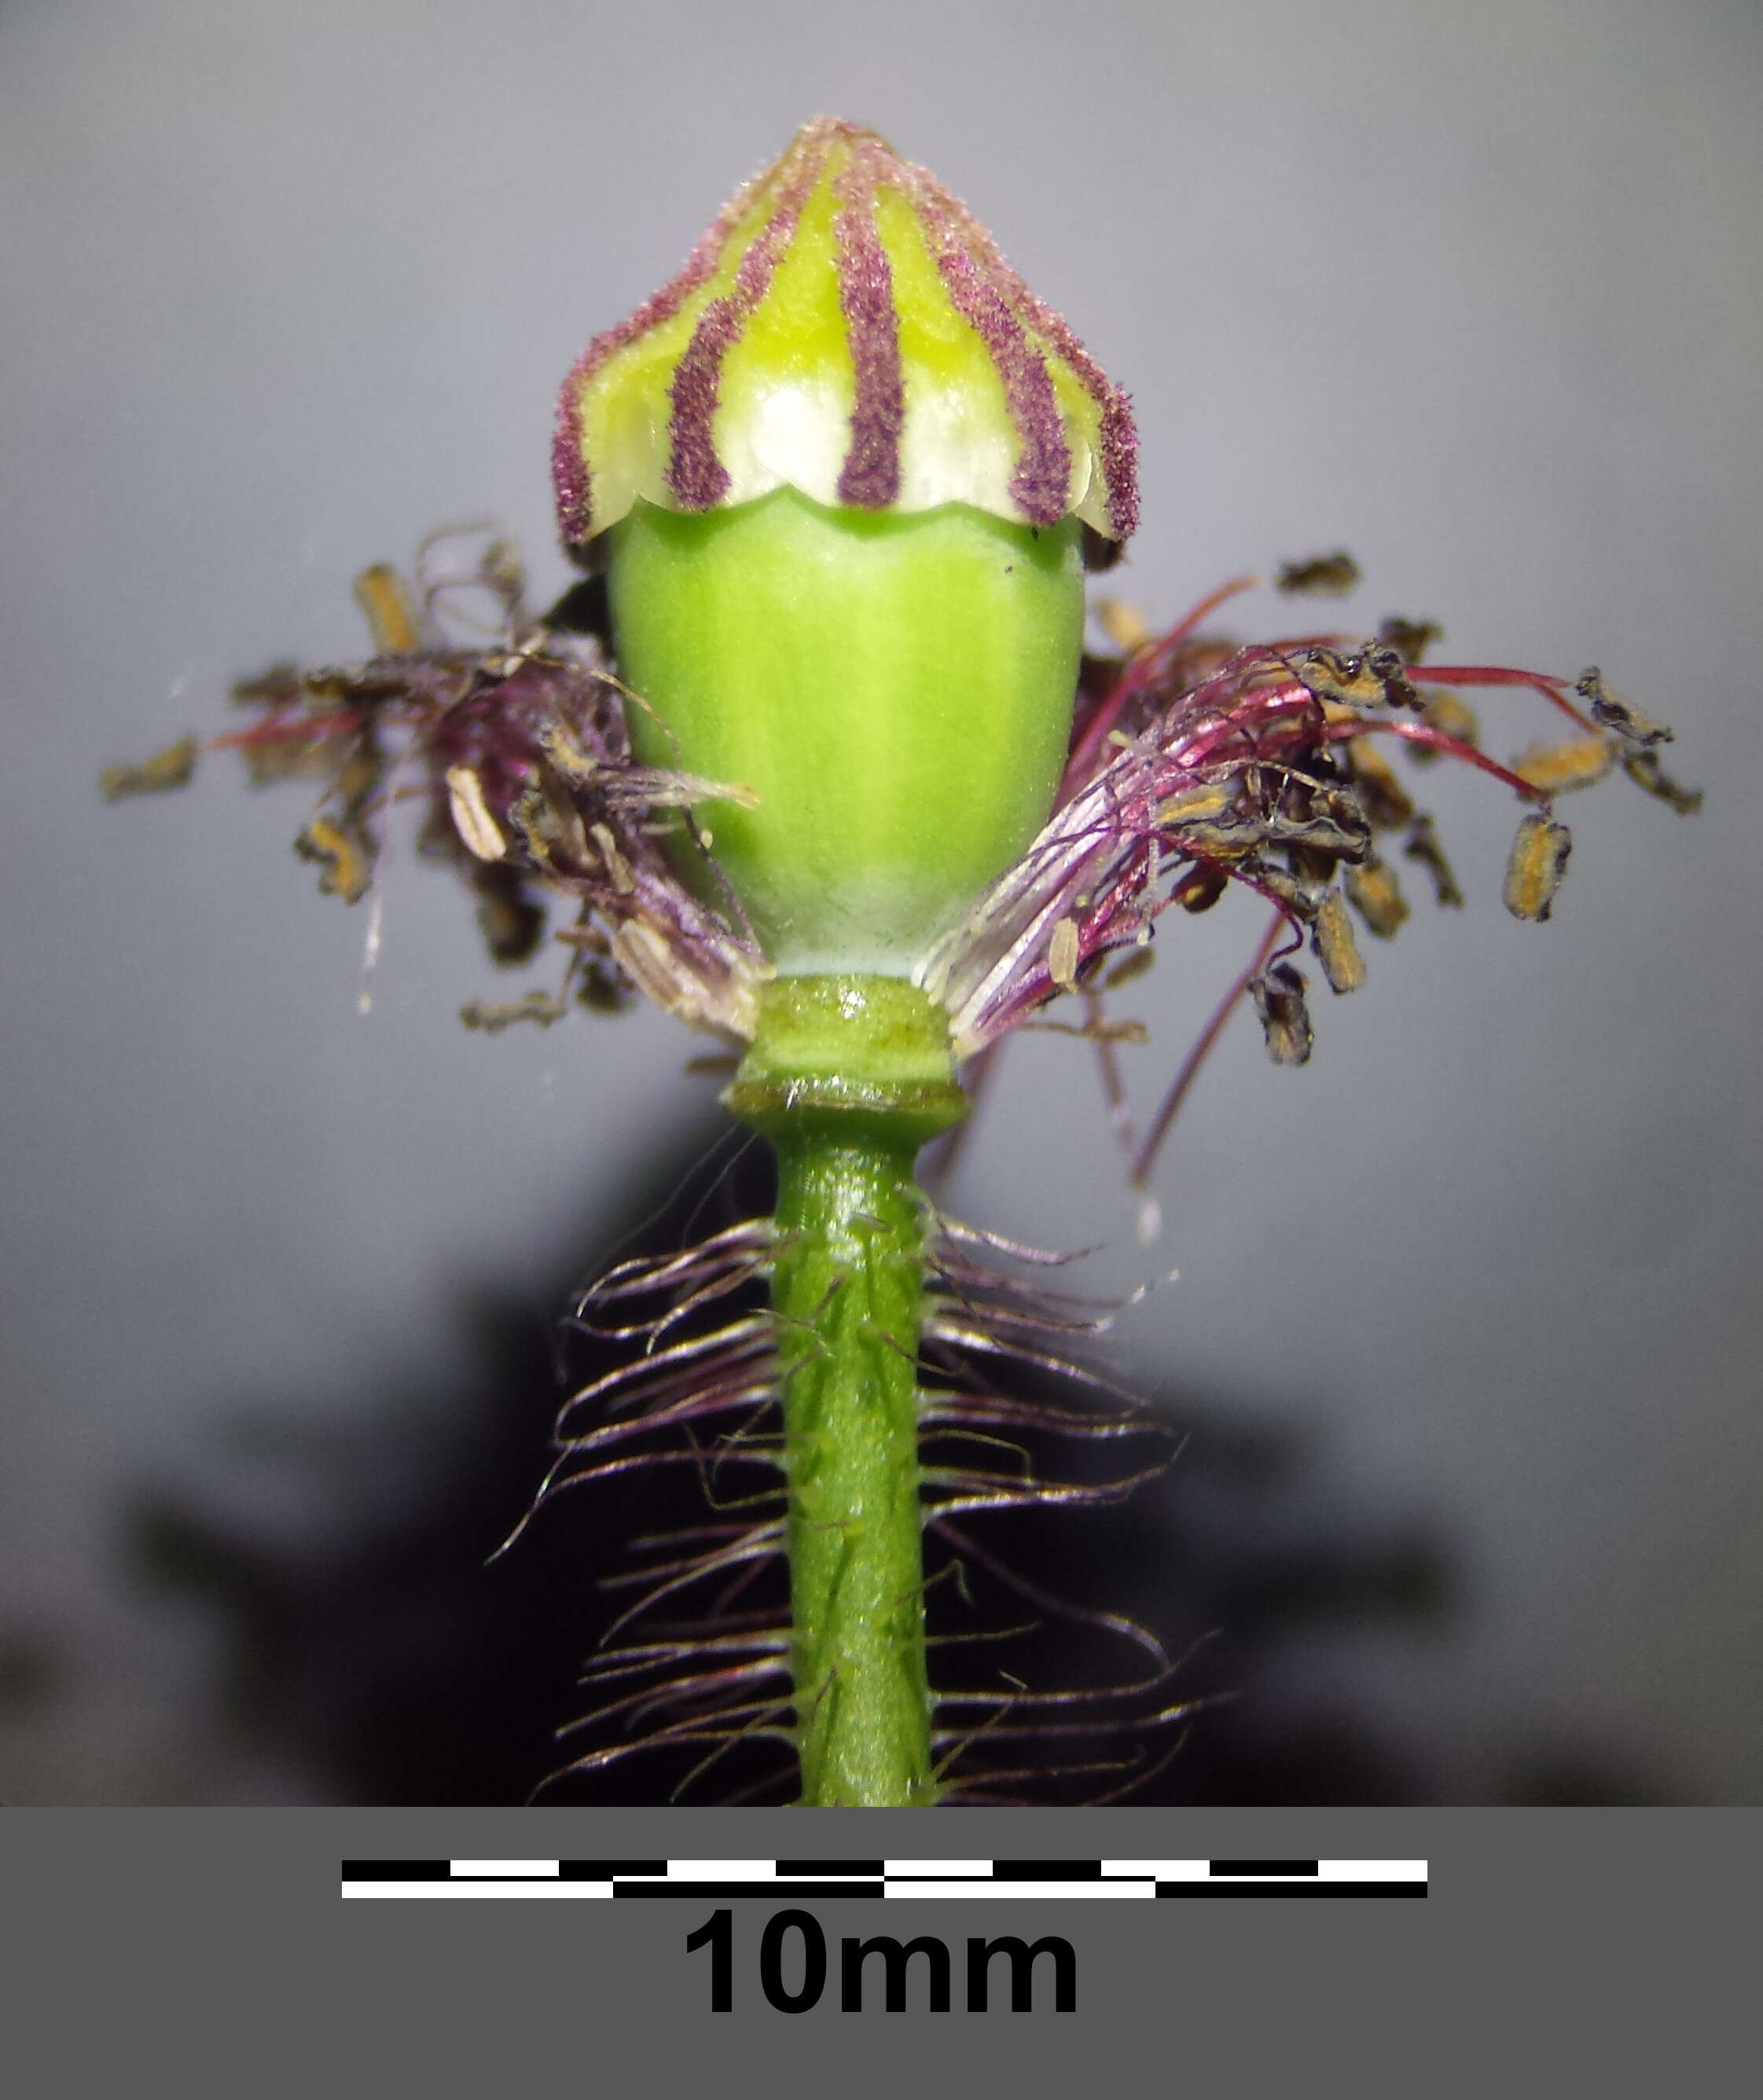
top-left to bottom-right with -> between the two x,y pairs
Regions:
553,118 -> 1137,553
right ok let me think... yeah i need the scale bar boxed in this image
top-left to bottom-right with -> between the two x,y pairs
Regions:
342,1858 -> 1427,1901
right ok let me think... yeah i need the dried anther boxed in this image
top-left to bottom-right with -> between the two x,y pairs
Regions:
1094,600 -> 1153,653
1510,736 -> 1614,795
1170,863 -> 1228,914
1343,854 -> 1410,938
472,864 -> 548,964
1376,615 -> 1443,665
1153,780 -> 1240,829
446,765 -> 508,860
460,991 -> 570,1032
1401,815 -> 1464,909
1288,644 -> 1420,714
1100,945 -> 1156,990
1344,736 -> 1416,830
230,663 -> 304,710
294,814 -> 373,903
1621,748 -> 1703,815
1277,551 -> 1361,596
1048,916 -> 1082,990
1251,961 -> 1313,1066
1577,667 -> 1671,749
1311,890 -> 1367,993
100,737 -> 198,802
589,821 -> 636,895
351,564 -> 422,654
1504,813 -> 1573,921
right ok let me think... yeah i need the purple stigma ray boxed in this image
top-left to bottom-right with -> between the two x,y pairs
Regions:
667,138 -> 828,511
905,171 -> 1071,529
832,139 -> 903,509
663,300 -> 741,511
552,188 -> 750,550
975,215 -> 1139,540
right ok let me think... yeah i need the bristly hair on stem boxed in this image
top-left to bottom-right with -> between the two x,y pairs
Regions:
509,1195 -> 1207,1804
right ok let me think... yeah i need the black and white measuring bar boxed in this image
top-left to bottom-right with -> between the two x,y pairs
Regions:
341,1859 -> 1427,1900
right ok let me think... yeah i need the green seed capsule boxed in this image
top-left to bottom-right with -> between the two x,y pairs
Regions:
607,491 -> 1083,970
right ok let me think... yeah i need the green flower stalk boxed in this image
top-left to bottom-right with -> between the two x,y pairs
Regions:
109,118 -> 1699,1808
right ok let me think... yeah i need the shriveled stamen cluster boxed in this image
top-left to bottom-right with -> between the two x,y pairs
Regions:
124,532 -> 771,1041
428,654 -> 768,1040
919,588 -> 1696,1137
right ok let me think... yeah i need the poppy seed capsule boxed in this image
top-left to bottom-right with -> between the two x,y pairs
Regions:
553,119 -> 1137,974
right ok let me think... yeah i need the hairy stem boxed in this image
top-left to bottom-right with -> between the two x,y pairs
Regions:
727,975 -> 966,1805
770,1129 -> 932,1803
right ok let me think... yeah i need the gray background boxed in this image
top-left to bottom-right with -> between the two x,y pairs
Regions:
2,0 -> 1758,1804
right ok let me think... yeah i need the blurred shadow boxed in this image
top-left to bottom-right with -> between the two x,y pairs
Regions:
121,1115 -> 1658,1805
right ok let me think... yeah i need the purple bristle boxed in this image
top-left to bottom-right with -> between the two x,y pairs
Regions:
667,137 -> 827,511
832,139 -> 903,509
